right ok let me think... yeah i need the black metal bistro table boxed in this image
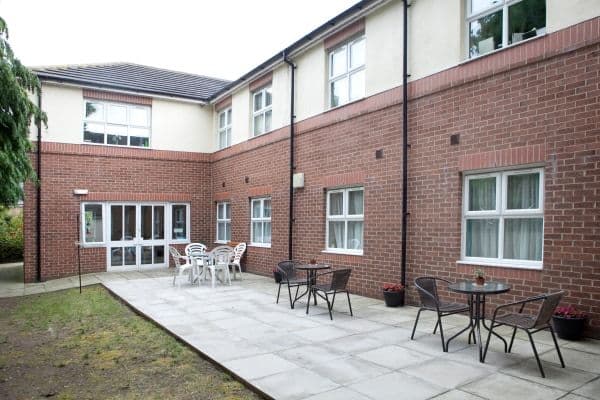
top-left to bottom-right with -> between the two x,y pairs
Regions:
295,264 -> 331,314
447,281 -> 511,362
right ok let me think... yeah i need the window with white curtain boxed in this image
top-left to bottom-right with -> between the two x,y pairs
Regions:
216,202 -> 231,243
467,0 -> 546,59
329,36 -> 365,108
326,187 -> 364,254
217,107 -> 232,149
462,168 -> 544,268
252,86 -> 272,137
250,197 -> 271,246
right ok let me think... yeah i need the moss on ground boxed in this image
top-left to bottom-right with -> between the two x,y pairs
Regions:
0,286 -> 262,400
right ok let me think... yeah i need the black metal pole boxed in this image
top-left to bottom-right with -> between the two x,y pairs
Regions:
401,0 -> 409,288
76,213 -> 82,293
36,88 -> 42,282
283,51 -> 296,261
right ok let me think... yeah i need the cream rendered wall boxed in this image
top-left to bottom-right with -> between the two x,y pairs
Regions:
230,86 -> 250,146
409,0 -> 462,81
271,64 -> 291,132
151,98 -> 213,152
34,83 -> 83,144
295,42 -> 327,122
547,0 -> 600,33
365,0 -> 403,97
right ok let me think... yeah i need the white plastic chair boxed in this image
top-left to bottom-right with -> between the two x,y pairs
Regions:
184,243 -> 208,284
209,246 -> 233,288
169,246 -> 193,287
229,242 -> 247,280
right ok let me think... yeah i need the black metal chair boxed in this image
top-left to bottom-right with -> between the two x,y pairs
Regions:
311,268 -> 353,320
411,277 -> 470,352
276,260 -> 307,309
483,292 -> 565,378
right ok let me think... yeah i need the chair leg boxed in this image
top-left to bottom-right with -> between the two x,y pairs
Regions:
526,331 -> 545,378
346,291 -> 353,316
437,314 -> 447,352
411,309 -> 423,340
433,320 -> 439,335
548,326 -> 565,368
508,327 -> 518,352
287,284 -> 294,309
276,282 -> 282,304
325,293 -> 333,320
482,322 -> 496,362
331,292 -> 337,310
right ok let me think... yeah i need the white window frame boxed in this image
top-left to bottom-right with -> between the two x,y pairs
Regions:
216,202 -> 231,244
325,187 -> 364,255
250,197 -> 271,247
461,167 -> 544,268
328,35 -> 366,109
466,0 -> 546,59
81,202 -> 105,246
217,107 -> 232,150
252,86 -> 272,137
170,203 -> 190,243
82,100 -> 152,148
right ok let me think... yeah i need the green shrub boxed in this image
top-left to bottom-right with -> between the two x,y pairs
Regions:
0,210 -> 24,262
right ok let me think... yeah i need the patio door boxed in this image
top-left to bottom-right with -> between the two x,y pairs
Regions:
107,203 -> 166,271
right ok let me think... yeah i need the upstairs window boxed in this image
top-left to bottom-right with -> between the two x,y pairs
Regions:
217,107 -> 232,150
252,86 -> 272,137
83,100 -> 151,147
462,168 -> 544,268
329,36 -> 365,108
467,0 -> 546,58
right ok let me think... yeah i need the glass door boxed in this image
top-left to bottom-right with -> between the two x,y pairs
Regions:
107,203 -> 167,271
139,204 -> 166,268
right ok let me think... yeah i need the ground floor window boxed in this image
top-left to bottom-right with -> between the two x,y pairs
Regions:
250,197 -> 271,246
462,168 -> 544,268
216,202 -> 231,243
326,187 -> 364,254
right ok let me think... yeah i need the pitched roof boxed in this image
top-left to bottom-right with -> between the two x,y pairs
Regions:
33,62 -> 230,102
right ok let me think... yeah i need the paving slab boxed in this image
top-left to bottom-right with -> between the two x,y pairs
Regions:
350,372 -> 446,400
573,376 -> 600,400
461,373 -> 566,400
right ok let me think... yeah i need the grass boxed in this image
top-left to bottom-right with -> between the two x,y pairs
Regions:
0,286 -> 262,400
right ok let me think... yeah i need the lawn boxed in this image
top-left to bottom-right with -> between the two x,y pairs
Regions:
0,286 -> 263,400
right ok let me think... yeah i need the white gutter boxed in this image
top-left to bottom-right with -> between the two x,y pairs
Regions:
211,0 -> 389,104
40,80 -> 208,106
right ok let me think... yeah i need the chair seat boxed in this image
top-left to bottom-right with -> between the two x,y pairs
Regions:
495,312 -> 536,329
286,277 -> 308,286
422,302 -> 469,313
312,283 -> 336,292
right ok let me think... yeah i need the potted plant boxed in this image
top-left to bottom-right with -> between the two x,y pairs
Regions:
552,305 -> 587,340
273,267 -> 282,283
382,283 -> 405,307
474,268 -> 485,285
309,258 -> 317,265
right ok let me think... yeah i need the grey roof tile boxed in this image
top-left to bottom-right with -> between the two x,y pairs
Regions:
33,62 -> 230,102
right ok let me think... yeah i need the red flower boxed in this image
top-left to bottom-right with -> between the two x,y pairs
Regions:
383,283 -> 404,292
554,305 -> 586,319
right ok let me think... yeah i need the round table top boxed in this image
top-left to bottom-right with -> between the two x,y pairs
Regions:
448,280 -> 511,295
296,263 -> 330,271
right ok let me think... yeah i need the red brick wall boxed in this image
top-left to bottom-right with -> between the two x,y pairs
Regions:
24,145 -> 212,282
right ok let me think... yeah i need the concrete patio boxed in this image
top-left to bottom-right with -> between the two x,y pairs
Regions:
93,272 -> 600,400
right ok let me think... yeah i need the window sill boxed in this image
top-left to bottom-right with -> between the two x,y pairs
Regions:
460,31 -> 546,65
214,240 -> 229,245
327,96 -> 365,112
456,260 -> 542,271
321,249 -> 363,257
249,243 -> 271,249
81,243 -> 105,248
82,141 -> 151,150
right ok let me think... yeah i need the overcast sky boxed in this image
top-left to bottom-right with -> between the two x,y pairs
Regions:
1,0 -> 358,81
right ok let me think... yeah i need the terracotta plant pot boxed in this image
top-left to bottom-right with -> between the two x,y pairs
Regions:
552,316 -> 586,340
310,259 -> 317,264
383,290 -> 405,307
475,277 -> 485,285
